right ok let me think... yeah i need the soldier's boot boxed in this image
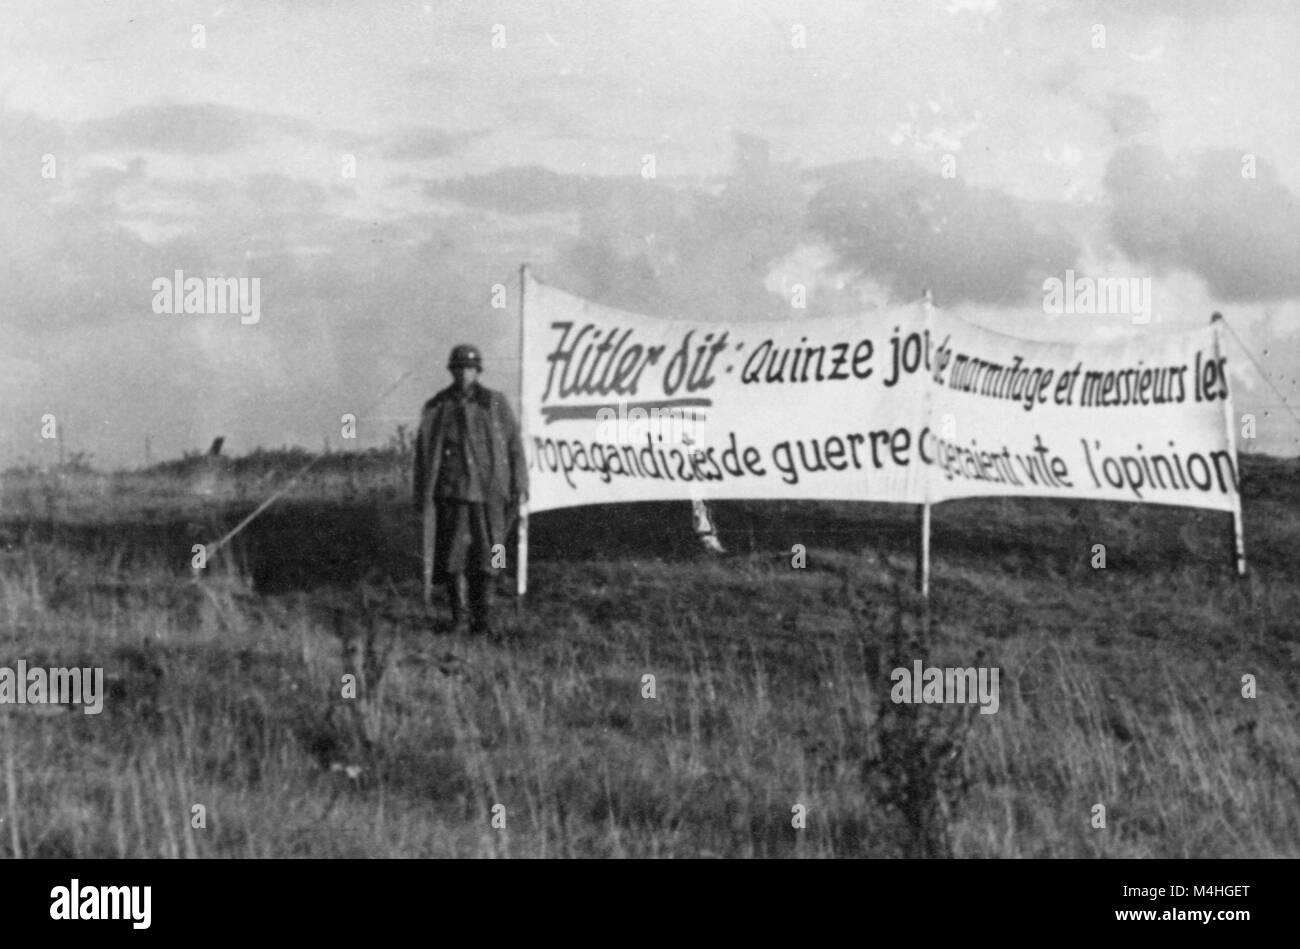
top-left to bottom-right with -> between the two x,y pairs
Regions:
469,573 -> 494,636
447,574 -> 470,635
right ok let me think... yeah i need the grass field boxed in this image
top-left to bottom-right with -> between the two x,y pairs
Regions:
1,447 -> 1297,858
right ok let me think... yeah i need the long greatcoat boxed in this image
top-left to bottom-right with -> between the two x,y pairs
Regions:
414,382 -> 528,598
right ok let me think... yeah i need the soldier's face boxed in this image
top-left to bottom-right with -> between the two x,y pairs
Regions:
451,366 -> 479,391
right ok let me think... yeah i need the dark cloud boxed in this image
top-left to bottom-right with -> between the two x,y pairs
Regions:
434,139 -> 1086,316
0,117 -> 553,464
1102,93 -> 1157,140
496,97 -> 589,141
1104,146 -> 1300,301
380,127 -> 483,161
0,147 -> 340,335
430,165 -> 622,214
806,159 -> 1080,306
428,139 -> 809,322
83,102 -> 320,155
548,136 -> 808,321
79,101 -> 476,161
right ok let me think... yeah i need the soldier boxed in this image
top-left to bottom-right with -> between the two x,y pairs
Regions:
414,344 -> 528,635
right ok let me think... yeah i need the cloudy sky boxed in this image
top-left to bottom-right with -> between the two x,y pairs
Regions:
3,0 -> 1298,468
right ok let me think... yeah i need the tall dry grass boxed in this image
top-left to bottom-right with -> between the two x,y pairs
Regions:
0,459 -> 1297,857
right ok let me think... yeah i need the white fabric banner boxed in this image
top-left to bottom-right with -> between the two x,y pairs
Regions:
521,273 -> 1240,514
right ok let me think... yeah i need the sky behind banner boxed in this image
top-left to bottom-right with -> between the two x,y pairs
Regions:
2,2 -> 1296,470
523,274 -> 1239,513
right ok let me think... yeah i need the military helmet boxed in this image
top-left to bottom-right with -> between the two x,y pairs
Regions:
447,343 -> 483,371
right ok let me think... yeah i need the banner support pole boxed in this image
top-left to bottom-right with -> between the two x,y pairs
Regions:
517,264 -> 530,601
1211,312 -> 1247,577
917,289 -> 934,599
917,502 -> 931,599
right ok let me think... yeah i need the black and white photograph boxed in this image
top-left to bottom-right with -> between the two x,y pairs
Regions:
0,0 -> 1295,928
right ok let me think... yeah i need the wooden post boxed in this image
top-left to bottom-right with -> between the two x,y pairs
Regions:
917,502 -> 932,598
3,712 -> 21,859
917,289 -> 935,598
1211,312 -> 1247,577
517,264 -> 530,600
